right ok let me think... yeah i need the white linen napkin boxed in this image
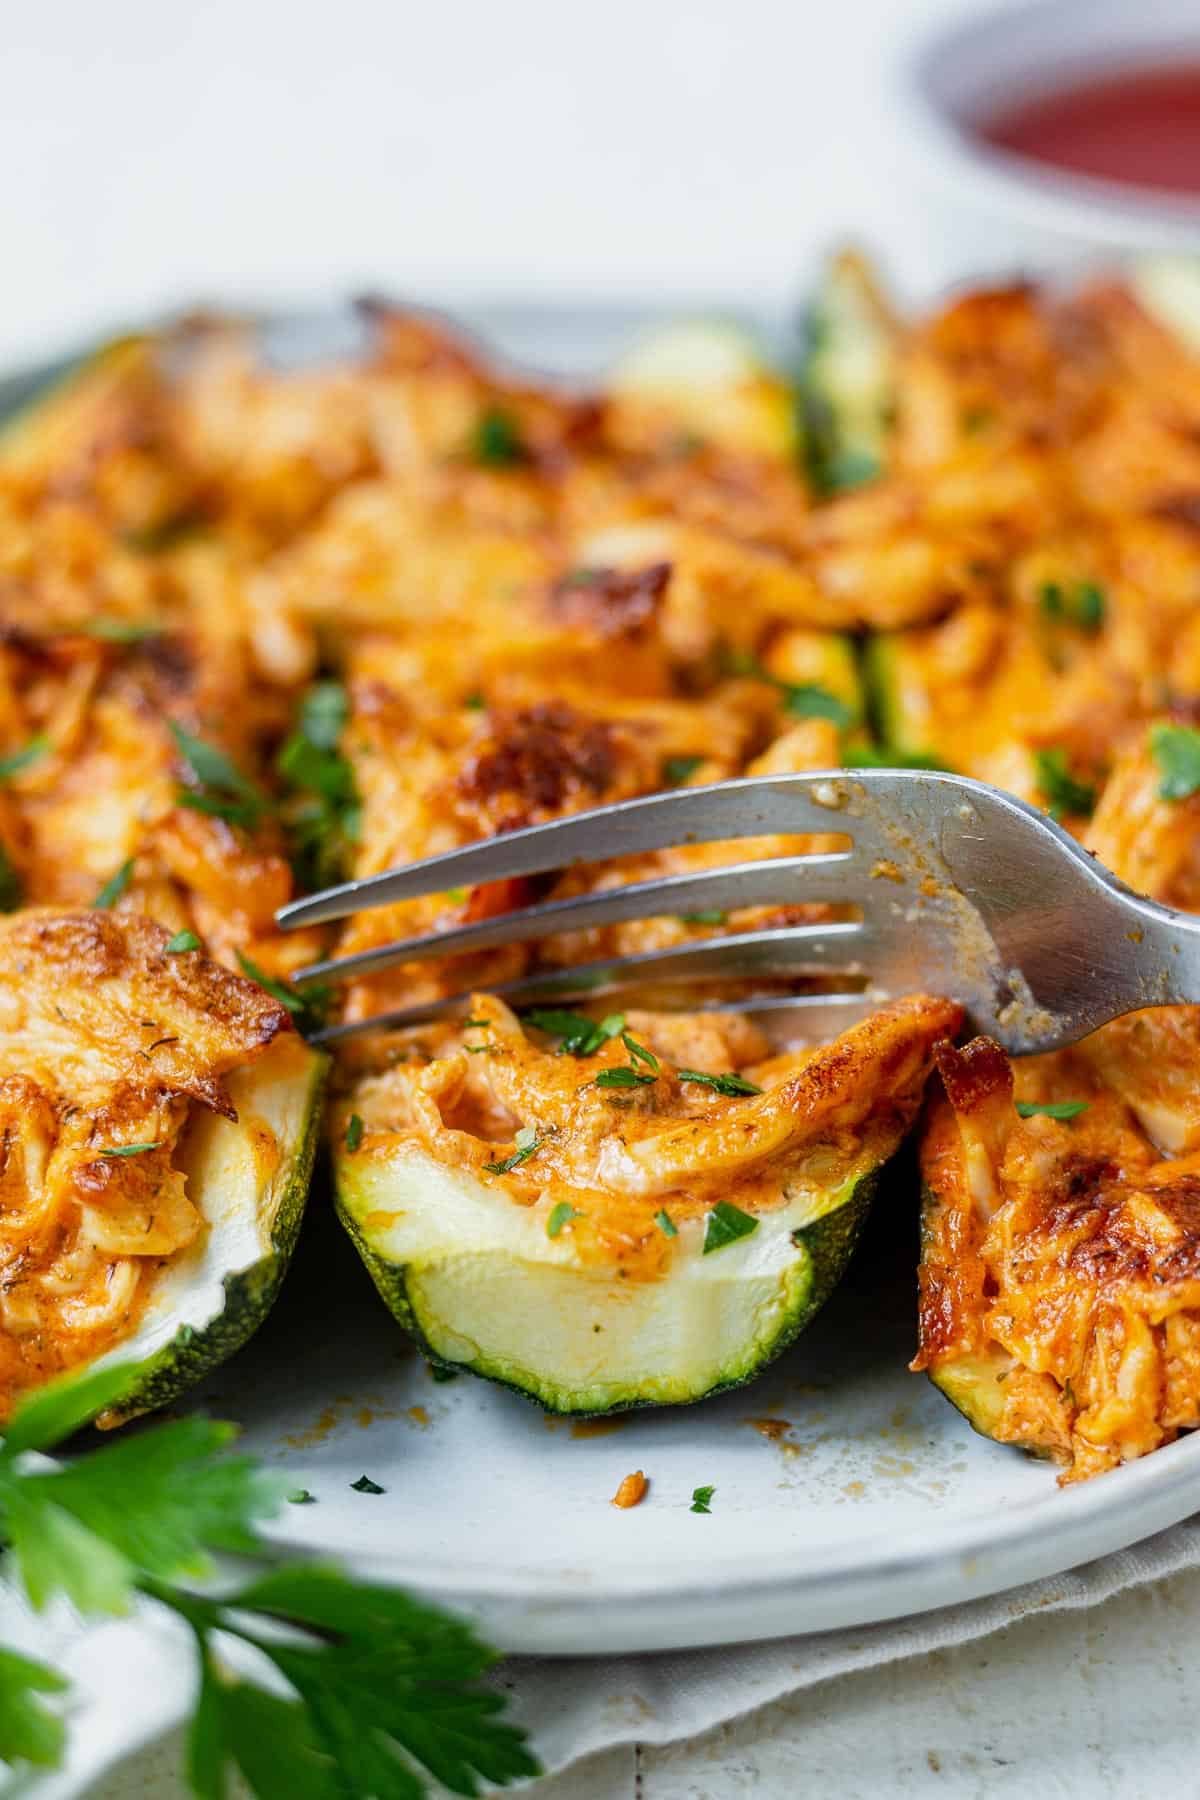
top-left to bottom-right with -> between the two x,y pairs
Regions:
10,1516 -> 1200,1798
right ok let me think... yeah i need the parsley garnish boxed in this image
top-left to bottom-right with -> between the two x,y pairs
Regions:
235,951 -> 331,1036
483,1125 -> 544,1176
782,683 -> 854,727
690,1485 -> 716,1514
1151,722 -> 1200,800
546,1201 -> 583,1238
0,1366 -> 538,1793
622,1033 -> 659,1072
679,909 -> 727,925
345,1113 -> 365,1152
523,1008 -> 625,1057
1015,1099 -> 1089,1120
662,755 -> 703,786
1039,580 -> 1105,634
79,619 -> 161,644
471,407 -> 528,467
678,1069 -> 763,1097
842,745 -> 949,771
170,722 -> 271,831
350,1474 -> 385,1495
1034,747 -> 1096,820
99,1141 -> 160,1158
0,736 -> 48,782
595,1065 -> 657,1089
278,681 -> 360,892
703,1200 -> 759,1254
654,1208 -> 678,1238
163,929 -> 200,954
463,691 -> 486,711
92,859 -> 134,909
287,1489 -> 316,1505
0,848 -> 20,914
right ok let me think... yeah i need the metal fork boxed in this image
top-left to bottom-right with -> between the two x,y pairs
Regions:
275,769 -> 1200,1052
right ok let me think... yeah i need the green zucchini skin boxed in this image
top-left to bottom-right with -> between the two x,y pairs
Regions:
99,1049 -> 328,1427
334,1158 -> 880,1417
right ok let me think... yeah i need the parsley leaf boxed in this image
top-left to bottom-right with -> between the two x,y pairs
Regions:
471,407 -> 529,467
523,1008 -> 625,1057
1039,579 -> 1106,634
1015,1099 -> 1089,1120
703,1200 -> 759,1254
690,1485 -> 716,1514
781,683 -> 854,727
288,1489 -> 316,1505
92,858 -> 134,909
350,1475 -> 385,1495
1151,722 -> 1200,801
79,618 -> 161,644
678,909 -> 726,925
163,929 -> 201,954
1034,747 -> 1096,819
622,1033 -> 659,1072
654,1208 -> 678,1238
678,1069 -> 762,1097
594,1065 -> 656,1089
99,1141 -> 160,1158
662,754 -> 703,786
0,848 -> 22,913
546,1201 -> 583,1238
170,723 -> 271,831
278,682 -> 361,891
0,736 -> 48,782
0,1648 -> 67,1769
842,744 -> 949,772
345,1113 -> 364,1152
236,952 -> 331,1037
483,1125 -> 544,1176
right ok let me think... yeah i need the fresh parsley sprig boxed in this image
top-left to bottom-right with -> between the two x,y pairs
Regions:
170,723 -> 272,832
0,1363 -> 539,1796
236,952 -> 332,1038
277,682 -> 361,892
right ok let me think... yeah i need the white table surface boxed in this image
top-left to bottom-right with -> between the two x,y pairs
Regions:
9,2 -> 1197,1794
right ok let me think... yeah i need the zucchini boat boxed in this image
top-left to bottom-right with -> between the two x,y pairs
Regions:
334,992 -> 961,1414
0,908 -> 325,1427
916,1022 -> 1200,1482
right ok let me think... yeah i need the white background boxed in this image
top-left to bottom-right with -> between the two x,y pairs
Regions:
1,0 -> 1000,368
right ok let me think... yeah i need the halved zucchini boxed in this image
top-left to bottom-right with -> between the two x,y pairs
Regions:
334,992 -> 961,1414
0,909 -> 326,1427
916,1027 -> 1200,1481
607,319 -> 799,461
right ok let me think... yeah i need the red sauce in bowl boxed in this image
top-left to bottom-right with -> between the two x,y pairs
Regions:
980,65 -> 1200,197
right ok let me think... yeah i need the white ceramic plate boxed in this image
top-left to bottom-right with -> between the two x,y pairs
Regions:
12,306 -> 1200,1658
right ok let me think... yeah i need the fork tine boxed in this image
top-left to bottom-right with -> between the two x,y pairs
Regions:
307,924 -> 871,1042
293,852 -> 855,986
275,772 -> 870,930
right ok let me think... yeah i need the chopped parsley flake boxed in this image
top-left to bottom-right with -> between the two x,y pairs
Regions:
92,859 -> 134,910
463,691 -> 486,711
1038,579 -> 1106,634
703,1200 -> 759,1254
842,745 -> 949,772
287,1489 -> 315,1505
1151,722 -> 1200,801
662,755 -> 703,786
163,929 -> 200,954
654,1209 -> 678,1238
1034,747 -> 1096,820
622,1033 -> 659,1072
345,1113 -> 365,1152
484,1126 -> 543,1176
781,683 -> 854,727
546,1201 -> 583,1239
690,1485 -> 716,1514
170,722 -> 271,831
0,847 -> 21,913
678,1069 -> 763,1097
235,952 -> 331,1036
1015,1099 -> 1089,1120
678,909 -> 727,926
99,1142 -> 160,1158
472,407 -> 528,467
595,1065 -> 657,1089
0,735 -> 48,782
350,1474 -> 385,1495
278,682 -> 360,891
523,1008 -> 625,1058
80,618 -> 161,644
